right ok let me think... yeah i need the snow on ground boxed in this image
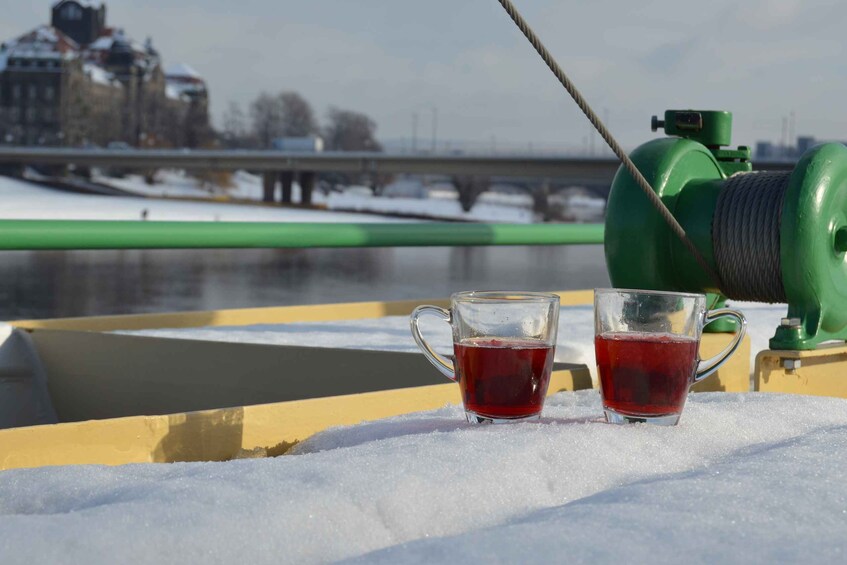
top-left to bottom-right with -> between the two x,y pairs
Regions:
0,176 -> 409,223
93,170 -> 544,223
120,302 -> 788,381
92,169 -> 226,199
1,392 -> 846,563
326,190 -> 534,222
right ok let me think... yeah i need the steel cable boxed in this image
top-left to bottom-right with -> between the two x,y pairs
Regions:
712,171 -> 789,302
496,0 -> 723,289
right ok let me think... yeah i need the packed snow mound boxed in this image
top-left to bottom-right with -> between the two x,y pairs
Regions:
1,392 -> 846,563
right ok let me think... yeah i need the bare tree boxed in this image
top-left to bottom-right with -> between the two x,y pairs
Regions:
158,102 -> 186,147
222,100 -> 247,138
249,92 -> 285,147
279,92 -> 318,137
324,107 -> 382,151
183,98 -> 211,148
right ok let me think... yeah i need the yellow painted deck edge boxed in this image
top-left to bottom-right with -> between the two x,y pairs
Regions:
0,368 -> 589,471
9,290 -> 593,332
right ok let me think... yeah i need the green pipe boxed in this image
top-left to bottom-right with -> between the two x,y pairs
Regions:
0,220 -> 604,250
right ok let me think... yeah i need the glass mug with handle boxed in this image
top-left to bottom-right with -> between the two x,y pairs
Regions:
410,291 -> 560,423
594,288 -> 747,425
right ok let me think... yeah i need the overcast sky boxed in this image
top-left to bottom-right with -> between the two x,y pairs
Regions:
3,0 -> 846,152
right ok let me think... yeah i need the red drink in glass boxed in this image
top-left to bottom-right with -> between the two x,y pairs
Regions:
411,291 -> 560,423
454,337 -> 555,419
595,332 -> 699,417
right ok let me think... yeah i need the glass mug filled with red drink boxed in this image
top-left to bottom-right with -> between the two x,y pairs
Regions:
594,288 -> 747,426
410,291 -> 560,423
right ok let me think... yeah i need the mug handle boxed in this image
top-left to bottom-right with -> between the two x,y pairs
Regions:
410,305 -> 455,381
694,308 -> 748,383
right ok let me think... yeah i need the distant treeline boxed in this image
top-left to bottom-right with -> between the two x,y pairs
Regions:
219,92 -> 381,152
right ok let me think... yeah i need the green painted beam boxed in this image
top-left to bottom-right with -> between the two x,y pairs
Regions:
0,220 -> 604,250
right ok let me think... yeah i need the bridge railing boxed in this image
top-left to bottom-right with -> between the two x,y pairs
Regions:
0,148 -> 623,180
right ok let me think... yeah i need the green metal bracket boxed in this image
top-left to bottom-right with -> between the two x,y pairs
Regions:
652,110 -> 732,147
652,110 -> 751,176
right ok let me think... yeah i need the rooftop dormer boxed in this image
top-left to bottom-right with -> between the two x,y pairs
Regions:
51,0 -> 106,47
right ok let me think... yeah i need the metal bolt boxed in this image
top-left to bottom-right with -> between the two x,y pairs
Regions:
834,227 -> 847,254
651,116 -> 665,132
783,359 -> 802,371
780,317 -> 802,328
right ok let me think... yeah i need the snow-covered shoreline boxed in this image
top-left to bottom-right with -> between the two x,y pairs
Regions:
0,173 -> 409,223
91,169 -> 602,224
3,170 -> 564,224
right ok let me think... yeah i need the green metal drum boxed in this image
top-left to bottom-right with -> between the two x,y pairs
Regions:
605,109 -> 847,350
773,143 -> 847,349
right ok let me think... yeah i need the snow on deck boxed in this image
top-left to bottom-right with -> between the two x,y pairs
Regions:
119,302 -> 787,381
1,392 -> 846,563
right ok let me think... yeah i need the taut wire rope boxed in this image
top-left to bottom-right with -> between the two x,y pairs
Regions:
495,0 -> 723,289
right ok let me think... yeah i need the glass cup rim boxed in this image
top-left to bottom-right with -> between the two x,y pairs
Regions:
451,290 -> 560,304
594,287 -> 706,301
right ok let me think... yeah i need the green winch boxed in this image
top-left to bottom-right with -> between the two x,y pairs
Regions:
604,109 -> 847,350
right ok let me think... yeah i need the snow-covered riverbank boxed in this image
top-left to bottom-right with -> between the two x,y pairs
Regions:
0,175 -> 408,223
91,169 -> 603,223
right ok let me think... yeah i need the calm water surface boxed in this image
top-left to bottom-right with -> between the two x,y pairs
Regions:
0,245 -> 609,320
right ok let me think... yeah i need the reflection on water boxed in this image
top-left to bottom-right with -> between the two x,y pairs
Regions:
0,245 -> 609,320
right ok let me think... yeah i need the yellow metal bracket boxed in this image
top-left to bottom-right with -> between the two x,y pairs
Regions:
754,344 -> 847,397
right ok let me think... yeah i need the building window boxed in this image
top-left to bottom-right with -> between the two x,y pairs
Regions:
25,107 -> 36,123
43,108 -> 54,121
45,86 -> 55,101
12,84 -> 21,100
10,108 -> 20,123
28,84 -> 37,100
62,3 -> 83,20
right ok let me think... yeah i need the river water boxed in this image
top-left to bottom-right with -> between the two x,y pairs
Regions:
0,245 -> 609,321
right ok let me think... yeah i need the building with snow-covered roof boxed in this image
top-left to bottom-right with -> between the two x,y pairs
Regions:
0,25 -> 91,145
0,1 -> 210,148
164,63 -> 208,100
51,1 -> 105,47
